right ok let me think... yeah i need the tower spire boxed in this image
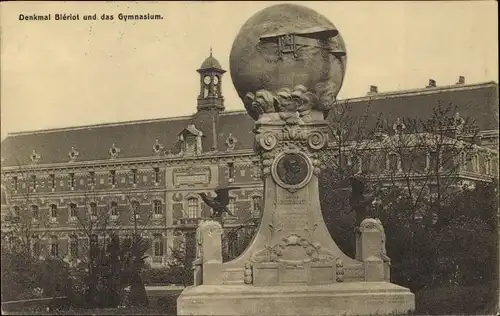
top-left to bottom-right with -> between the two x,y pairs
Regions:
210,46 -> 212,57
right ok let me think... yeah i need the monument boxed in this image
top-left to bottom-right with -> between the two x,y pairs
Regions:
177,4 -> 415,315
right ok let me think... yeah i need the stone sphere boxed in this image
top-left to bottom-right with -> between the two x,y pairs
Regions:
230,3 -> 347,113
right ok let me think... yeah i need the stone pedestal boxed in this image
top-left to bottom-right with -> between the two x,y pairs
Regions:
178,283 -> 414,316
177,3 -> 414,315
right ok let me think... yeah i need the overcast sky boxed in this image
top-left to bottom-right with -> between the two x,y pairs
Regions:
1,1 -> 498,140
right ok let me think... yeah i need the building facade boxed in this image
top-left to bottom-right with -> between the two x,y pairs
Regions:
1,54 -> 498,267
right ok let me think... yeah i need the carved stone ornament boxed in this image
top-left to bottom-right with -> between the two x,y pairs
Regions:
243,85 -> 331,124
30,150 -> 41,165
153,139 -> 164,156
68,147 -> 79,162
250,233 -> 336,265
109,143 -> 121,159
271,151 -> 313,192
225,133 -> 238,151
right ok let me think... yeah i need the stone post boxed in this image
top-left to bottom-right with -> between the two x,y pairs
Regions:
355,218 -> 391,281
194,220 -> 224,285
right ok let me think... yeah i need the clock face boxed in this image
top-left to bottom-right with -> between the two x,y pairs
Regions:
204,76 -> 211,85
213,76 -> 219,85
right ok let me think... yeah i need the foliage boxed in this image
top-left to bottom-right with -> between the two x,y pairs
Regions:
1,247 -> 73,303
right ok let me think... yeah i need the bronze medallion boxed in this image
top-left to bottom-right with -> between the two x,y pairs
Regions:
276,153 -> 309,186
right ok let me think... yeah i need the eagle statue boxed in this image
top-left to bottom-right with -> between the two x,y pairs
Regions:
198,184 -> 241,219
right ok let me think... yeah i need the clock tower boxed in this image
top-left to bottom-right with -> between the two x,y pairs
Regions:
196,49 -> 226,112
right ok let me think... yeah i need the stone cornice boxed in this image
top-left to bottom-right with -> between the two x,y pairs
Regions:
1,150 -> 259,173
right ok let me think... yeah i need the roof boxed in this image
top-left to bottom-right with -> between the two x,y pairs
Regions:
329,81 -> 499,133
198,54 -> 224,72
1,81 -> 497,168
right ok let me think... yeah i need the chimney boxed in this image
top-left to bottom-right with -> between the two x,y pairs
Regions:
456,76 -> 465,84
367,85 -> 378,95
426,79 -> 437,88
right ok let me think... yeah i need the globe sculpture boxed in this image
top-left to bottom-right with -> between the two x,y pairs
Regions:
177,4 -> 415,316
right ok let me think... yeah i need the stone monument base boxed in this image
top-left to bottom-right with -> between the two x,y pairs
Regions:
177,282 -> 415,316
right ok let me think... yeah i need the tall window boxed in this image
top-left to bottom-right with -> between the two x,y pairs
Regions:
50,174 -> 56,190
131,200 -> 140,220
31,205 -> 39,221
154,168 -> 160,184
90,234 -> 98,249
429,151 -> 439,171
228,163 -> 235,181
252,196 -> 262,214
228,197 -> 236,215
153,200 -> 162,217
12,206 -> 20,221
388,153 -> 399,172
131,169 -> 137,185
69,203 -> 77,218
187,198 -> 198,218
70,235 -> 79,258
50,204 -> 58,221
110,201 -> 118,217
13,176 -> 18,191
89,171 -> 96,187
50,236 -> 59,257
110,170 -> 116,186
153,234 -> 164,256
32,175 -> 37,190
351,155 -> 361,174
32,235 -> 41,257
69,173 -> 75,189
90,203 -> 98,217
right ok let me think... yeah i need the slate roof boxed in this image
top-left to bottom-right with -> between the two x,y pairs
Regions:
1,81 -> 497,167
332,81 -> 499,132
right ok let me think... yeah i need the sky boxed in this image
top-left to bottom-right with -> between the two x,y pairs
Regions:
1,1 -> 498,140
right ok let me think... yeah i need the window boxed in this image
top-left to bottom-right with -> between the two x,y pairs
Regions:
110,170 -> 116,186
351,155 -> 361,174
69,203 -> 77,218
154,168 -> 160,184
50,204 -> 58,221
131,200 -> 140,220
228,163 -> 235,181
153,234 -> 164,256
50,174 -> 56,190
187,198 -> 198,218
131,169 -> 137,185
110,201 -> 118,217
153,200 -> 162,217
70,235 -> 79,258
69,173 -> 75,188
388,153 -> 399,172
89,171 -> 95,186
31,205 -> 39,221
90,234 -> 98,248
12,206 -> 20,221
50,236 -> 59,257
32,235 -> 40,257
90,203 -> 98,218
227,231 -> 238,259
252,196 -> 262,214
228,197 -> 236,215
32,175 -> 37,190
429,151 -> 439,171
13,176 -> 18,191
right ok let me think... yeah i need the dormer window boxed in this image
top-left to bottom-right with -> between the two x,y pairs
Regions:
179,125 -> 203,156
